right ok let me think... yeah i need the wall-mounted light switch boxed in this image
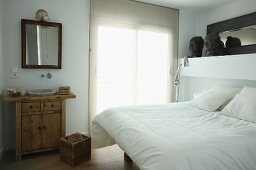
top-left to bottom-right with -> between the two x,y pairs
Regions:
11,67 -> 18,79
11,67 -> 18,73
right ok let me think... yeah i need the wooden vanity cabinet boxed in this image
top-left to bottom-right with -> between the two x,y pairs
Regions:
21,112 -> 61,153
4,93 -> 76,160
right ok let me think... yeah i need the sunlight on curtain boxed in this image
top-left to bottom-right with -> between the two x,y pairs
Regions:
136,30 -> 170,105
97,26 -> 135,113
90,0 -> 179,124
96,26 -> 170,113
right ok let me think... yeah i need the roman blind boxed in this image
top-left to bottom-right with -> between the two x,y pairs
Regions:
89,0 -> 179,125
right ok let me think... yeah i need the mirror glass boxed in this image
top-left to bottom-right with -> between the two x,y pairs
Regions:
219,25 -> 256,46
26,24 -> 58,65
22,19 -> 62,69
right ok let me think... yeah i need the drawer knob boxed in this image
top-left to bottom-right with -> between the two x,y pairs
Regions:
29,106 -> 33,109
51,104 -> 54,108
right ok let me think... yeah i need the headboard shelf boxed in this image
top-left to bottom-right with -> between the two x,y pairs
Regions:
181,54 -> 256,81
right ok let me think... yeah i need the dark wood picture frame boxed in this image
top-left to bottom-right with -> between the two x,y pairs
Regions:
21,19 -> 62,69
207,12 -> 256,55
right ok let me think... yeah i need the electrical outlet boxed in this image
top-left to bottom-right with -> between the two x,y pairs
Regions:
11,72 -> 18,79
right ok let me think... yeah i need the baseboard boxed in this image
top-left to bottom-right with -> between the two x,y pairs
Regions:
0,145 -> 6,161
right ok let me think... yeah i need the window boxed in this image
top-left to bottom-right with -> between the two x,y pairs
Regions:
97,26 -> 135,113
90,0 -> 178,123
96,26 -> 170,113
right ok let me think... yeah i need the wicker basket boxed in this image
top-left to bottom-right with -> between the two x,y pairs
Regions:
60,133 -> 91,167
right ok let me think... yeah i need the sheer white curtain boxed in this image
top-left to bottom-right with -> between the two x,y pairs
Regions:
89,0 -> 179,125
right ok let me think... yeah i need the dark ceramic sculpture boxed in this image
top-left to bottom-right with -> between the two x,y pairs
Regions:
225,36 -> 241,48
189,36 -> 204,57
203,33 -> 224,56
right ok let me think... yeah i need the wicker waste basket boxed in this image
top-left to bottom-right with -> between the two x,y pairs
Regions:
60,133 -> 91,167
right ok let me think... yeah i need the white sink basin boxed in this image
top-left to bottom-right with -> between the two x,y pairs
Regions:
28,89 -> 56,96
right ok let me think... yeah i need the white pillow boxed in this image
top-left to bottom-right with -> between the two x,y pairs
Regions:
193,90 -> 207,99
191,91 -> 230,112
193,86 -> 241,110
221,87 -> 256,123
208,86 -> 241,110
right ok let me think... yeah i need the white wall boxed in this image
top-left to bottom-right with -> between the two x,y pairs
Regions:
181,77 -> 256,101
0,0 -> 6,160
180,0 -> 256,101
2,0 -> 90,149
178,10 -> 197,58
0,0 -> 3,89
197,0 -> 256,37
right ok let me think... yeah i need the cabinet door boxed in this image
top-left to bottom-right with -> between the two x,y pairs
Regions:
42,113 -> 61,149
21,115 -> 42,152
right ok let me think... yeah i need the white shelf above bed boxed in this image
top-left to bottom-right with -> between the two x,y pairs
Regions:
181,53 -> 256,81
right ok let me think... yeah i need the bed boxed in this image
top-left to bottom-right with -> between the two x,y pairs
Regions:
91,87 -> 256,170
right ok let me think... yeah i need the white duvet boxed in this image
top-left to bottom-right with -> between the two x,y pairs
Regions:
91,102 -> 256,170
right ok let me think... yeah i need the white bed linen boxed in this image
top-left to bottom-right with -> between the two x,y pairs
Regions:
91,103 -> 256,170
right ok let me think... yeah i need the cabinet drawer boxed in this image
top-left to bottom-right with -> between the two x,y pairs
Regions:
22,102 -> 41,113
43,101 -> 61,111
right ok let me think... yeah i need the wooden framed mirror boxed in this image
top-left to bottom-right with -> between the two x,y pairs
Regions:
21,19 -> 62,69
207,12 -> 256,55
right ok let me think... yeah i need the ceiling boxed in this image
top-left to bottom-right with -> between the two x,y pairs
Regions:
135,0 -> 235,11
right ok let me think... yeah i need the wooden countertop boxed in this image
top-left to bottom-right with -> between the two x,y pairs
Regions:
3,92 -> 76,102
